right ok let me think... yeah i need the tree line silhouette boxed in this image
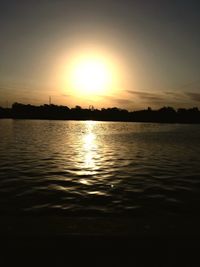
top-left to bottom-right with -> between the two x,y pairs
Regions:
0,102 -> 200,123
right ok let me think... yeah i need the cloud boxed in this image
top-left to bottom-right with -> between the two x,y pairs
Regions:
165,91 -> 181,96
185,92 -> 200,102
164,91 -> 187,101
115,98 -> 134,105
126,89 -> 199,109
126,90 -> 164,102
101,95 -> 134,106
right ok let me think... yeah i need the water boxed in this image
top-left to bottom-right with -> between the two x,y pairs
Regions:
0,119 -> 200,217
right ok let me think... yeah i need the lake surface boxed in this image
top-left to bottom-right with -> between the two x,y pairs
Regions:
0,119 -> 200,217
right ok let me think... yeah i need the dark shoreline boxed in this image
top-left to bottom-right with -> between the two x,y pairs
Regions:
1,103 -> 200,124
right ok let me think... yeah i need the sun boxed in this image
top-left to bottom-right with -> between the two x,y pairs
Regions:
59,49 -> 122,103
67,55 -> 113,97
72,59 -> 110,95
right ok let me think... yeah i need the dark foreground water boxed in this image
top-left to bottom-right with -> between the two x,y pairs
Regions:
0,119 -> 200,217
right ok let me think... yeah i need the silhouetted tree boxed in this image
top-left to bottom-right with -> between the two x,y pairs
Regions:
0,102 -> 199,123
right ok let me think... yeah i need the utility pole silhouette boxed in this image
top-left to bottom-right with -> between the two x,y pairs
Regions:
49,96 -> 51,105
89,105 -> 94,111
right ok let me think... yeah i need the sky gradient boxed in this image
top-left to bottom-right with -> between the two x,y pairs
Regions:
1,0 -> 200,110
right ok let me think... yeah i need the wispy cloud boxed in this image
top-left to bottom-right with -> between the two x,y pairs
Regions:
164,91 -> 186,101
127,90 -> 164,101
126,89 -> 200,109
101,95 -> 134,106
185,92 -> 200,102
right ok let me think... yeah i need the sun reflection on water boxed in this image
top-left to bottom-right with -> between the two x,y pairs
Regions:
83,133 -> 96,167
78,121 -> 99,177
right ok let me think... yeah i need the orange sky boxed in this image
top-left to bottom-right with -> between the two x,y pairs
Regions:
1,1 -> 200,110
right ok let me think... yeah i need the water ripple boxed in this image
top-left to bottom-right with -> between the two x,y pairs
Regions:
0,120 -> 200,216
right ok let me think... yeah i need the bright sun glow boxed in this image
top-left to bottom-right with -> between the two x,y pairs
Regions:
71,59 -> 110,95
61,51 -> 118,99
59,48 -> 123,105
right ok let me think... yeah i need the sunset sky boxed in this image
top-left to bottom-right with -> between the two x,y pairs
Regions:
1,0 -> 200,110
